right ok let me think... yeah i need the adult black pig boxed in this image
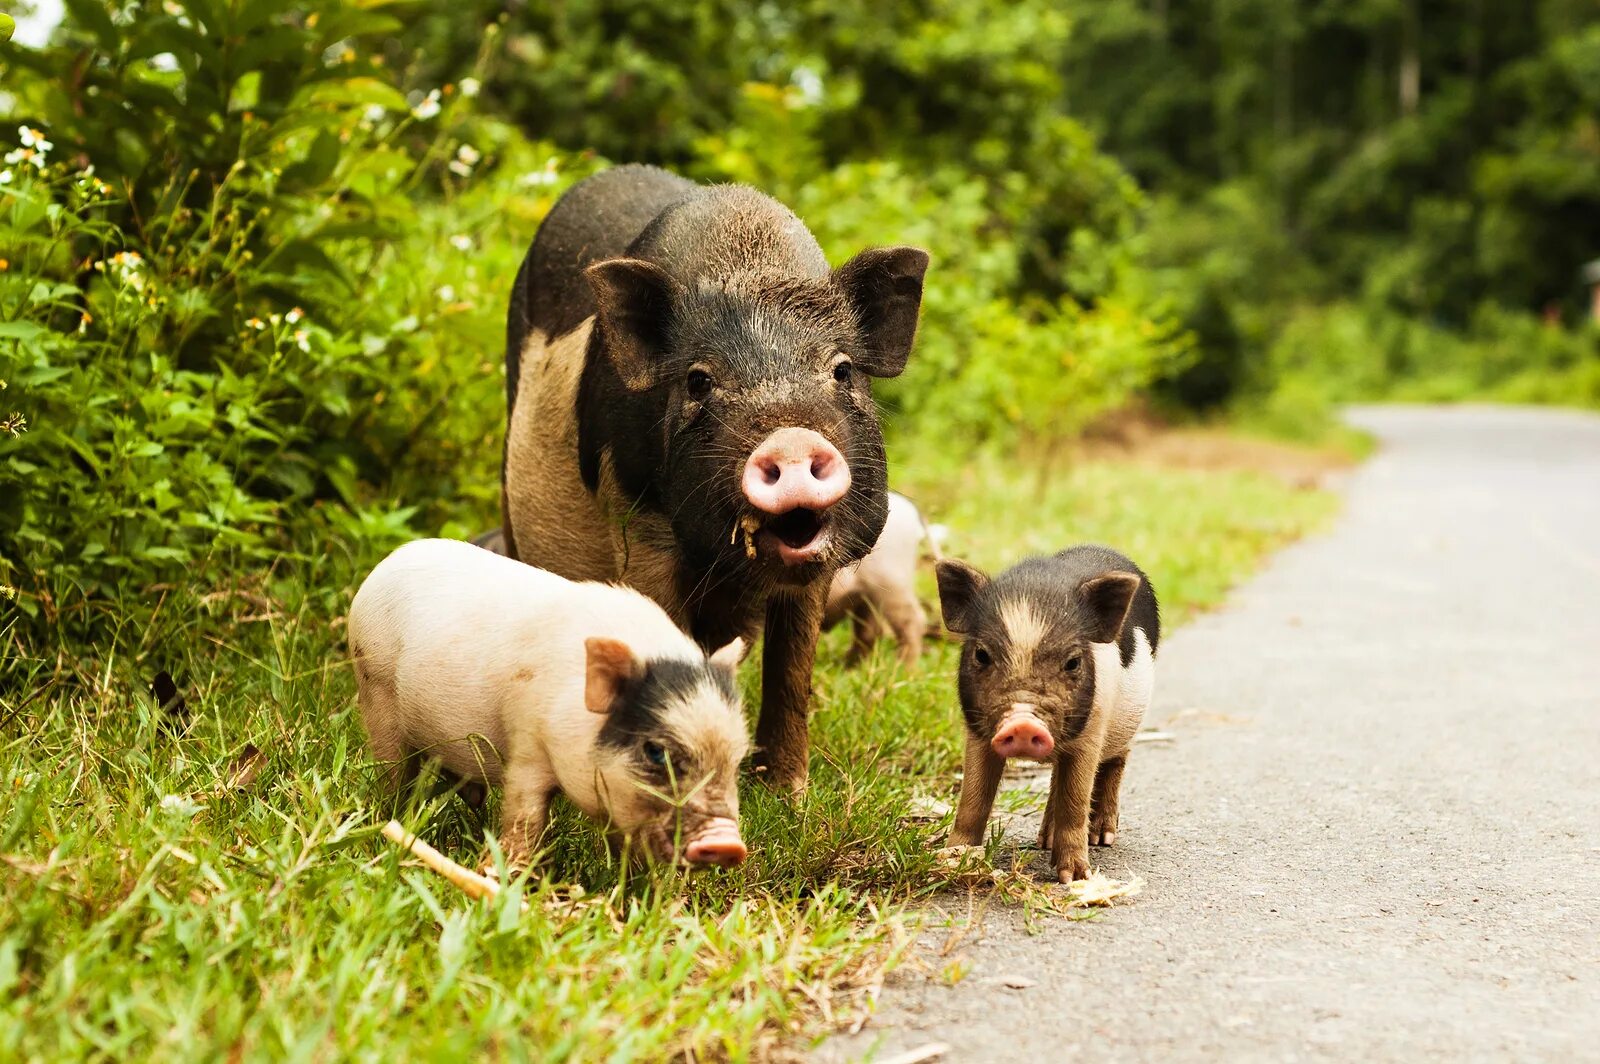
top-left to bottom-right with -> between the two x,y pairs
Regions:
497,164 -> 928,793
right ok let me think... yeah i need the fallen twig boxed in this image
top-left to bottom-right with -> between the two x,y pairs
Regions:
381,820 -> 510,905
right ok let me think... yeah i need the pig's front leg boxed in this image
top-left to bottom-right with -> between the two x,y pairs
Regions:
492,758 -> 556,872
1088,753 -> 1127,847
753,584 -> 826,793
1048,747 -> 1100,883
948,733 -> 1004,847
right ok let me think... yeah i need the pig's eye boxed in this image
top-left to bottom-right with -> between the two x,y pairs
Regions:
1063,653 -> 1083,674
642,741 -> 668,766
973,646 -> 992,668
832,358 -> 853,384
685,368 -> 714,401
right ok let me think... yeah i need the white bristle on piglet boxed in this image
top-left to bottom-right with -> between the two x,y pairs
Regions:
347,538 -> 750,870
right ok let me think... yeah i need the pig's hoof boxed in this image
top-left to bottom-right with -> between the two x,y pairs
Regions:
1054,851 -> 1090,884
1087,815 -> 1118,847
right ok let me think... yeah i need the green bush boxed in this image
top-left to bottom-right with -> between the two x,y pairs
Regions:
0,1 -> 588,651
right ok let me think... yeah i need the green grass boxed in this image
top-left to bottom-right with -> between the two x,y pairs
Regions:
0,446 -> 1337,1061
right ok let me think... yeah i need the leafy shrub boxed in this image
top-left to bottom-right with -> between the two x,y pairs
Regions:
0,1 -> 581,651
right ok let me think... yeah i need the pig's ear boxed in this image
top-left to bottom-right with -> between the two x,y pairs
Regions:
585,258 -> 677,391
584,637 -> 643,714
834,246 -> 929,379
708,637 -> 748,677
1079,571 -> 1141,644
935,558 -> 990,635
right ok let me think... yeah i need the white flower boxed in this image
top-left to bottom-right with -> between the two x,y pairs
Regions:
459,77 -> 481,98
4,148 -> 44,171
285,307 -> 304,324
294,329 -> 311,352
108,251 -> 146,290
363,103 -> 386,124
159,794 -> 205,818
518,158 -> 560,188
0,170 -> 11,185
449,144 -> 482,177
411,89 -> 442,120
449,234 -> 472,252
246,317 -> 266,330
436,284 -> 456,302
17,126 -> 52,153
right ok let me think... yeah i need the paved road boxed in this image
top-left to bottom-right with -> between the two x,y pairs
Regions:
823,406 -> 1600,1063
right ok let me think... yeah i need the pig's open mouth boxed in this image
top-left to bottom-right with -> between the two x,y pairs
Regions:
736,508 -> 831,567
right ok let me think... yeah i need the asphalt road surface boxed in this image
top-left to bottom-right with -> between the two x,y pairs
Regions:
822,405 -> 1600,1063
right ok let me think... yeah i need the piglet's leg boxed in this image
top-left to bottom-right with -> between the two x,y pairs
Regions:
1089,754 -> 1127,847
1037,786 -> 1056,850
753,584 -> 827,793
1048,749 -> 1099,883
492,759 -> 554,873
948,734 -> 1004,847
882,590 -> 926,668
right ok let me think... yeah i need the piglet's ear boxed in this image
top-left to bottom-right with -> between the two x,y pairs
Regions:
585,258 -> 677,391
584,637 -> 643,714
1079,571 -> 1141,644
708,637 -> 748,677
833,246 -> 929,379
935,558 -> 990,635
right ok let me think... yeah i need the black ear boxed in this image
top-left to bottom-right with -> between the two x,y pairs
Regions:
935,558 -> 990,635
1079,571 -> 1141,644
833,246 -> 929,378
585,258 -> 677,391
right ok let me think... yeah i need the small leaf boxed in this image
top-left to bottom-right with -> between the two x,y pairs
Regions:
0,14 -> 15,43
0,322 -> 48,342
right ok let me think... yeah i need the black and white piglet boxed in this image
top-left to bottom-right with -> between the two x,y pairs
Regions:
936,545 -> 1160,882
348,539 -> 751,870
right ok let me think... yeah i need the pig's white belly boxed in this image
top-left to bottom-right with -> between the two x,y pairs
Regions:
1095,627 -> 1156,759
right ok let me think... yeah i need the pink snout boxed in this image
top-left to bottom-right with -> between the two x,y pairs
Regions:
992,710 -> 1054,760
741,428 -> 850,515
683,817 -> 748,868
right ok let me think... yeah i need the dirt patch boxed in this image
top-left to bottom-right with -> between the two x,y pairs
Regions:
1074,407 -> 1359,489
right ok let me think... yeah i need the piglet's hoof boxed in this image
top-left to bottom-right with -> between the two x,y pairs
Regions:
1087,815 -> 1118,847
1054,850 -> 1091,884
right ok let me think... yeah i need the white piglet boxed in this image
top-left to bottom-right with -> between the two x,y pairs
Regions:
348,539 -> 750,869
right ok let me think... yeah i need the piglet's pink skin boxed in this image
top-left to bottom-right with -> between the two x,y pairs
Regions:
348,538 -> 749,870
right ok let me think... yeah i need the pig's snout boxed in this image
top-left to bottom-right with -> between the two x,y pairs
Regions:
741,428 -> 850,516
683,817 -> 747,868
992,705 -> 1054,760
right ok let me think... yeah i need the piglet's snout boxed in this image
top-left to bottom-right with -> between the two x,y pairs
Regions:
684,817 -> 747,868
992,704 -> 1054,760
741,428 -> 850,515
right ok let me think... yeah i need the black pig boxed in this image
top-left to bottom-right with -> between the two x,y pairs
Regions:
936,546 -> 1160,882
496,164 -> 929,792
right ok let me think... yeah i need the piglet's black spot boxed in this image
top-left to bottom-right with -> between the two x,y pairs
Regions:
596,657 -> 733,753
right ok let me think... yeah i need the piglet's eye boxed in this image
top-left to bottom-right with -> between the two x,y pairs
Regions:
832,359 -> 853,384
973,647 -> 992,668
686,368 -> 713,400
642,741 -> 668,766
1064,654 -> 1083,674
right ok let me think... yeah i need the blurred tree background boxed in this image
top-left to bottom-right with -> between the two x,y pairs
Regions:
1,0 -> 1598,646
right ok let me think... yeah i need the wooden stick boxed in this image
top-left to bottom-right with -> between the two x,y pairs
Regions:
381,820 -> 501,902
